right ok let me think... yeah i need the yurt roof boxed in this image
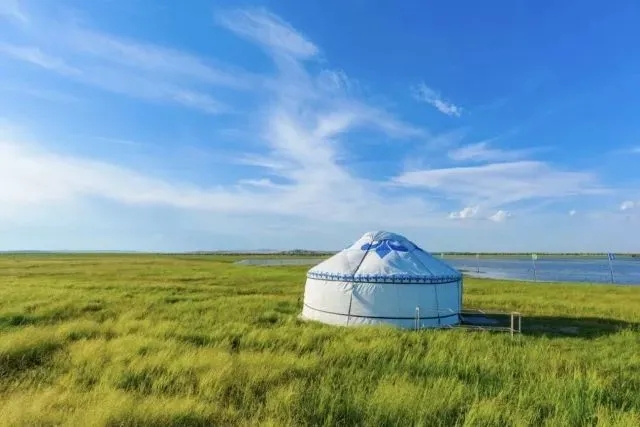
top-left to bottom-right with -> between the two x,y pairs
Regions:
307,231 -> 462,284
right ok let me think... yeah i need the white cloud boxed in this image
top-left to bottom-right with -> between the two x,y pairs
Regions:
392,161 -> 606,210
237,178 -> 282,189
620,200 -> 636,211
0,83 -> 81,103
0,138 -> 250,210
5,54 -> 216,119
81,66 -> 230,114
169,89 -> 227,114
489,210 -> 511,222
413,83 -> 462,117
217,9 -> 425,139
448,205 -> 479,219
0,0 -> 27,23
0,43 -> 230,114
0,11 -> 256,115
0,130 -> 442,228
448,140 -> 534,162
569,209 -> 577,216
0,43 -> 80,75
316,69 -> 357,94
90,136 -> 145,147
0,7 -> 434,228
0,5 -> 426,124
215,7 -> 319,59
3,4 -> 636,252
62,28 -> 249,88
427,128 -> 467,150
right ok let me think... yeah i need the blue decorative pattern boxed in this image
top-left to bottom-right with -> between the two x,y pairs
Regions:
306,271 -> 461,284
361,239 -> 410,258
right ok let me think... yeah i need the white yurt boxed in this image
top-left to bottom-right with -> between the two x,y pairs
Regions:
300,231 -> 463,329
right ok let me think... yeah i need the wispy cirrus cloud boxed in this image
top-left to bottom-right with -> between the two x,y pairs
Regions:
392,161 -> 607,210
0,40 -> 233,114
1,6 -> 434,228
1,3 -> 428,125
0,43 -> 80,75
412,82 -> 462,117
215,7 -> 319,59
215,9 -> 424,139
0,82 -> 81,103
0,0 -> 27,23
0,2 -> 255,115
62,28 -> 251,89
0,137 -> 261,211
448,140 -> 537,163
0,122 -> 434,226
89,136 -> 146,148
2,1 -> 633,253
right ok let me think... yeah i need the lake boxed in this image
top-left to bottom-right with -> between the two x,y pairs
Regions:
237,256 -> 640,285
445,257 -> 640,285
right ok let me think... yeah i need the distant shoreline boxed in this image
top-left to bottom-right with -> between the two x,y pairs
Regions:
0,251 -> 638,258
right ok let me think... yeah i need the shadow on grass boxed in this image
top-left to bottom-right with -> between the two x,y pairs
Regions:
0,340 -> 62,377
461,313 -> 639,339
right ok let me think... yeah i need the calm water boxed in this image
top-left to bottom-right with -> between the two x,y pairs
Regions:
238,257 -> 640,285
445,257 -> 640,285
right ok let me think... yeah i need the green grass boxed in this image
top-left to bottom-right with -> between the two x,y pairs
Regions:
0,254 -> 639,426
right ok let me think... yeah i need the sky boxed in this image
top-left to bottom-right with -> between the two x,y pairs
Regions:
1,0 -> 640,252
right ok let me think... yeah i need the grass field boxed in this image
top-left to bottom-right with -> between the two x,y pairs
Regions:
1,254 -> 639,426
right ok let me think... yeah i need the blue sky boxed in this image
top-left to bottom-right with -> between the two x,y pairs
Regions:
1,0 -> 639,252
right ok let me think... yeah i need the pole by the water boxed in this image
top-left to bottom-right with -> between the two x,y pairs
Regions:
510,312 -> 514,338
531,253 -> 538,282
475,253 -> 480,273
608,258 -> 614,283
608,253 -> 615,283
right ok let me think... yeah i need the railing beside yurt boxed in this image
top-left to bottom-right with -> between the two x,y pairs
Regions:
412,306 -> 523,337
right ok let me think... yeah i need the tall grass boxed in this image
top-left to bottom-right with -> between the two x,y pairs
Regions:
0,254 -> 639,426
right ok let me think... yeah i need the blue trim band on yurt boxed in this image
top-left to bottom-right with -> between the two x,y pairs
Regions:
306,271 -> 461,284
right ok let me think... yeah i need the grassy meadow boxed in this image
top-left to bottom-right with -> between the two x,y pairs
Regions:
1,254 -> 639,426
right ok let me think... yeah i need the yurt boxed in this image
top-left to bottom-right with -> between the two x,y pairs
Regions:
300,231 -> 463,329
